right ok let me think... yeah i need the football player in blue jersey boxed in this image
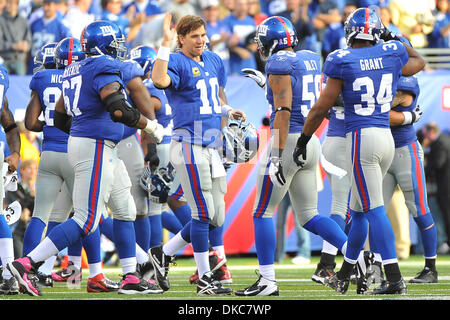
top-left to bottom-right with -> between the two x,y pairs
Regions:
150,13 -> 246,296
294,8 -> 426,294
234,16 -> 360,297
384,76 -> 438,284
0,66 -> 21,295
23,37 -> 123,293
7,20 -> 164,296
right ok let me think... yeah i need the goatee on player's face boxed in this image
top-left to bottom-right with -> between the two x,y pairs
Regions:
180,26 -> 207,58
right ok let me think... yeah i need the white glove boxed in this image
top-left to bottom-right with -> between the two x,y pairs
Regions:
241,68 -> 266,89
402,106 -> 422,125
139,163 -> 152,192
268,156 -> 286,188
3,200 -> 21,225
144,119 -> 164,143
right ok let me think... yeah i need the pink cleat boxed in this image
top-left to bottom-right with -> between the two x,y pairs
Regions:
7,257 -> 42,296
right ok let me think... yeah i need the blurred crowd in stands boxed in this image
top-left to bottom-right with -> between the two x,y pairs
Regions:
0,0 -> 448,76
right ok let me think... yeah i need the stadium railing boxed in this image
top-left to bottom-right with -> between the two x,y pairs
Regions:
416,47 -> 450,69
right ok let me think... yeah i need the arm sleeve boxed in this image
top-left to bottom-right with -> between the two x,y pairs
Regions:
323,51 -> 344,79
166,56 -> 181,90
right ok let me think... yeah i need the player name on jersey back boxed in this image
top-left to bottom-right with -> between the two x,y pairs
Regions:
359,57 -> 384,71
63,63 -> 81,77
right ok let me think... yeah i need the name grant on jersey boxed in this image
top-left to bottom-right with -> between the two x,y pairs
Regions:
63,63 -> 81,77
359,57 -> 384,71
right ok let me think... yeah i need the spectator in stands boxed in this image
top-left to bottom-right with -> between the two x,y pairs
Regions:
309,0 -> 342,42
101,0 -> 130,38
122,0 -> 163,43
219,0 -> 234,19
248,0 -> 267,25
5,159 -> 37,258
18,121 -> 41,164
428,0 -> 450,48
422,122 -> 450,252
320,2 -> 356,61
379,5 -> 403,36
0,0 -> 5,14
201,0 -> 231,75
29,0 -> 72,74
267,0 -> 287,16
63,0 -> 95,39
278,0 -> 314,51
223,0 -> 258,75
388,0 -> 435,48
162,0 -> 197,21
0,0 -> 32,75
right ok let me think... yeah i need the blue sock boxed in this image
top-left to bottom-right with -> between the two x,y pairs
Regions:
161,211 -> 183,234
134,217 -> 150,252
174,204 -> 191,226
113,219 -> 136,259
209,225 -> 223,247
303,215 -> 347,252
0,215 -> 12,239
68,238 -> 83,257
253,217 -> 276,265
190,219 -> 209,253
149,215 -> 162,247
82,227 -> 101,264
99,216 -> 114,241
366,206 -> 397,261
330,214 -> 346,232
48,218 -> 84,251
415,213 -> 437,258
45,221 -> 60,236
345,211 -> 369,260
23,217 -> 46,255
180,221 -> 191,242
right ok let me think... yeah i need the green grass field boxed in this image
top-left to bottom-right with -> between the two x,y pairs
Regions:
2,254 -> 450,301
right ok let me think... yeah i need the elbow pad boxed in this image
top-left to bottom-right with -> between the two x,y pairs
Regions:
103,90 -> 141,127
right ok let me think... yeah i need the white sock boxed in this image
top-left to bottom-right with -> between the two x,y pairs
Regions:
259,264 -> 276,281
28,237 -> 59,263
321,240 -> 338,255
69,256 -> 82,270
136,244 -> 149,264
212,245 -> 227,261
194,251 -> 210,278
163,232 -> 188,256
120,257 -> 137,275
0,238 -> 14,279
89,262 -> 102,278
39,255 -> 57,275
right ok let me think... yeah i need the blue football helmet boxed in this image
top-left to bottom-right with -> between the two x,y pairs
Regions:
80,20 -> 127,60
54,37 -> 86,68
128,45 -> 157,76
255,16 -> 298,61
33,42 -> 58,73
149,168 -> 172,203
222,119 -> 259,163
344,7 -> 382,46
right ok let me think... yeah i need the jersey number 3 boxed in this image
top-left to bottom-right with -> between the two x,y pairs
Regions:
353,73 -> 393,116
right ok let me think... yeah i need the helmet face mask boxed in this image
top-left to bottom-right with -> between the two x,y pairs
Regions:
344,8 -> 382,47
255,16 -> 298,61
222,119 -> 259,163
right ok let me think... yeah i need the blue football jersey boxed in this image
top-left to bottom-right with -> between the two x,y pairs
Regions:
391,76 -> 420,148
165,51 -> 226,148
62,55 -> 125,143
120,59 -> 145,140
144,78 -> 172,145
323,40 -> 409,133
30,69 -> 69,153
265,50 -> 321,134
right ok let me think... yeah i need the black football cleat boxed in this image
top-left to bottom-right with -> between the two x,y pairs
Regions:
311,263 -> 336,285
324,274 -> 349,295
409,267 -> 438,284
368,279 -> 407,295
